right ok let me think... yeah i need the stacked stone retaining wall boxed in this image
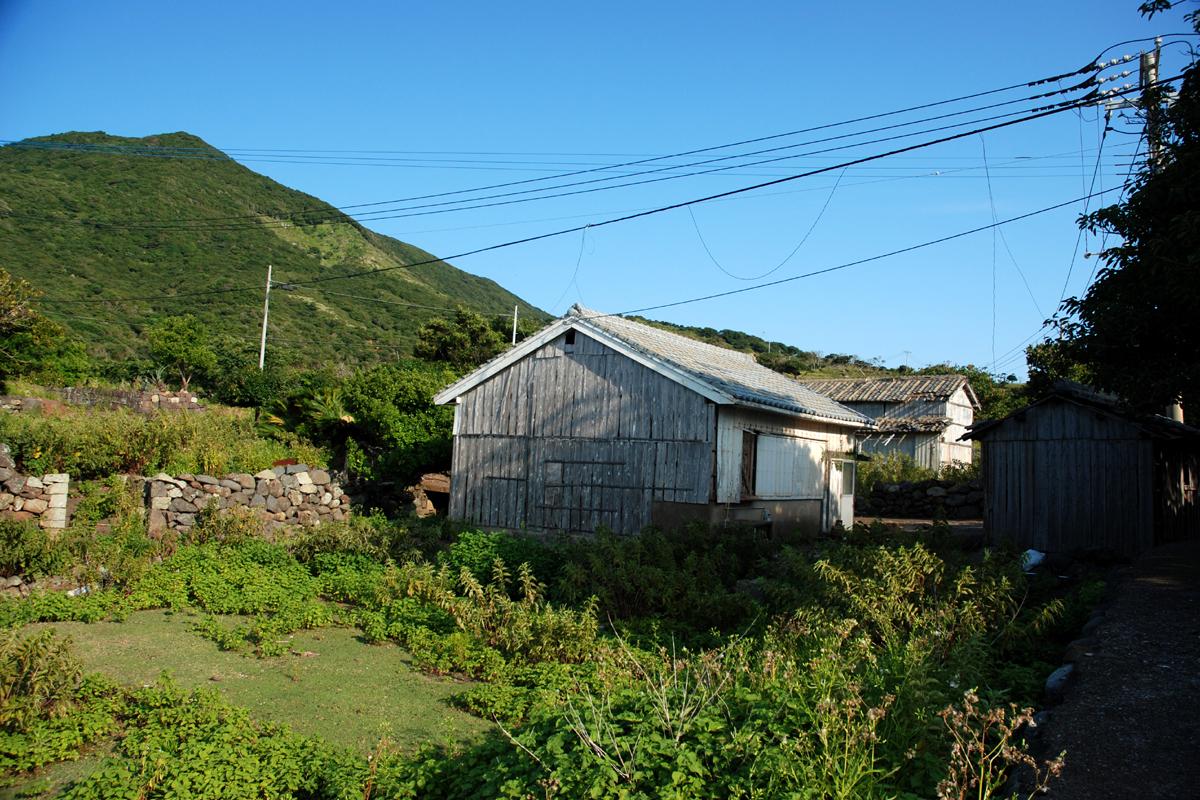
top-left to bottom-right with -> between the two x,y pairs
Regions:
146,464 -> 348,537
0,388 -> 203,415
0,445 -> 69,530
857,478 -> 983,520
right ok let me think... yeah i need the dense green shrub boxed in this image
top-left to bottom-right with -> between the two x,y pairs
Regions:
553,525 -> 773,633
0,405 -> 326,479
0,629 -> 122,779
0,518 -> 63,578
437,529 -> 562,585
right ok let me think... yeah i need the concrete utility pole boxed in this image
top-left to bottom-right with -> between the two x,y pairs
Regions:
511,305 -> 518,345
1139,41 -> 1184,422
258,263 -> 272,370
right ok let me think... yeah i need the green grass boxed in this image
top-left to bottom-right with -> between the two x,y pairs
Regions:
28,610 -> 489,753
0,748 -> 108,800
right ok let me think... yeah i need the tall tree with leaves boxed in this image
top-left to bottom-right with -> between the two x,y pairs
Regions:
1048,2 -> 1200,415
0,268 -> 62,385
413,307 -> 507,371
147,315 -> 218,391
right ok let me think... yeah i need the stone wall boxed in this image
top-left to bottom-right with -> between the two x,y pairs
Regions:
857,478 -> 983,520
0,445 -> 69,530
0,388 -> 204,415
146,464 -> 348,537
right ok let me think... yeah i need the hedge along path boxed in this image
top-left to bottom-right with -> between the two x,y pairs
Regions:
30,609 -> 490,753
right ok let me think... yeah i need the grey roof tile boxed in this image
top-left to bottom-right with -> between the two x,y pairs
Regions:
800,374 -> 970,404
569,305 -> 871,426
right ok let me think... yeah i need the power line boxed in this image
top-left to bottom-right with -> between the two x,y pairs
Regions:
610,187 -> 1124,320
40,81 -> 1107,232
3,70 -> 1117,232
689,167 -> 845,282
41,77 -> 1177,306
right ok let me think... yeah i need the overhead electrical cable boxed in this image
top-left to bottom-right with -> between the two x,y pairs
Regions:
19,80 -> 1105,232
39,77 -> 1177,307
3,63 -> 1128,231
0,52 -> 1111,223
689,167 -> 846,281
608,187 -> 1124,320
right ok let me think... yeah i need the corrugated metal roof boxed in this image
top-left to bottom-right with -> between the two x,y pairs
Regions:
964,381 -> 1200,442
569,305 -> 871,427
800,374 -> 971,404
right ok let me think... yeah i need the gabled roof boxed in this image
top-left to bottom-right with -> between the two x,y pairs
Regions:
800,374 -> 979,408
433,304 -> 872,429
963,381 -> 1200,442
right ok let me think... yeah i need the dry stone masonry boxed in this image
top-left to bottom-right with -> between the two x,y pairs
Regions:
0,388 -> 203,415
146,464 -> 348,536
0,445 -> 69,530
857,478 -> 984,520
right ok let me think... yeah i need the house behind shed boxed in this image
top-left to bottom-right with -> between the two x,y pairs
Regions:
801,375 -> 978,469
433,305 -> 873,538
963,384 -> 1200,556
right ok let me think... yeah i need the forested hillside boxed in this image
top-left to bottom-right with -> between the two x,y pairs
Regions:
0,132 -> 547,364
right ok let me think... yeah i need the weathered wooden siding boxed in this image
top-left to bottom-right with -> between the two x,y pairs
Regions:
449,331 -> 715,534
978,401 -> 1155,555
942,386 -> 975,465
860,432 -> 942,470
715,408 -> 855,504
850,389 -> 974,468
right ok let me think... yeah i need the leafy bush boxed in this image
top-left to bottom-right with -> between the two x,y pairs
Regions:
0,405 -> 326,479
0,628 -> 83,732
857,452 -> 980,496
0,518 -> 63,578
553,525 -> 772,633
437,529 -> 561,585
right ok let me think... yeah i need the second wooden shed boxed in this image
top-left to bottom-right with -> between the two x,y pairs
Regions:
963,383 -> 1200,556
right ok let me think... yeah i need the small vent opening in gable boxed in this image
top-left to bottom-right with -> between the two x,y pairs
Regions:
564,329 -> 576,352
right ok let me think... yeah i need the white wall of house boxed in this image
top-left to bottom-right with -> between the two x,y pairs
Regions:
715,407 -> 857,504
942,385 -> 975,465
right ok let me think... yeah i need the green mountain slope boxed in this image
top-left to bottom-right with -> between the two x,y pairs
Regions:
0,131 -> 548,364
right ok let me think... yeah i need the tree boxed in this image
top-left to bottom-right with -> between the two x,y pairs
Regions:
413,307 -> 507,371
1024,339 -> 1093,399
1048,3 -> 1200,415
0,267 -> 63,385
147,315 -> 218,391
918,363 -> 1026,420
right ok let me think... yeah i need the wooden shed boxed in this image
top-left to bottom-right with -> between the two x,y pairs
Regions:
801,375 -> 978,468
433,305 -> 873,538
963,383 -> 1200,556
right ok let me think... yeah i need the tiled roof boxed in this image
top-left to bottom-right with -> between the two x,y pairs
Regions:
568,305 -> 871,427
872,415 -> 953,433
800,374 -> 973,404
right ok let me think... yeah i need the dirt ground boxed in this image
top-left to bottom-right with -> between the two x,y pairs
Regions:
1038,539 -> 1200,799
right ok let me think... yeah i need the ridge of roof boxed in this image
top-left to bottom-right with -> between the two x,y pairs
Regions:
567,304 -> 870,426
801,374 -> 973,404
962,381 -> 1200,442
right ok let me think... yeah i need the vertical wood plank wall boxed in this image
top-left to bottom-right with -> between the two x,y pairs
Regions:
979,401 -> 1155,555
448,331 -> 716,534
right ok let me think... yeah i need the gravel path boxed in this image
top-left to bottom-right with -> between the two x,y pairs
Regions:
1039,539 -> 1200,799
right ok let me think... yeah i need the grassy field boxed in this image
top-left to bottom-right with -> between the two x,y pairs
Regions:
28,610 -> 489,753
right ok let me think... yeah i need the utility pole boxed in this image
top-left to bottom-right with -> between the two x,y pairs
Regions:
511,305 -> 518,345
1142,43 -> 1163,175
1139,40 -> 1184,422
258,263 -> 272,370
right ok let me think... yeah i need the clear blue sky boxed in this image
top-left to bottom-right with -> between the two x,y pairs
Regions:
1,0 -> 1190,376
